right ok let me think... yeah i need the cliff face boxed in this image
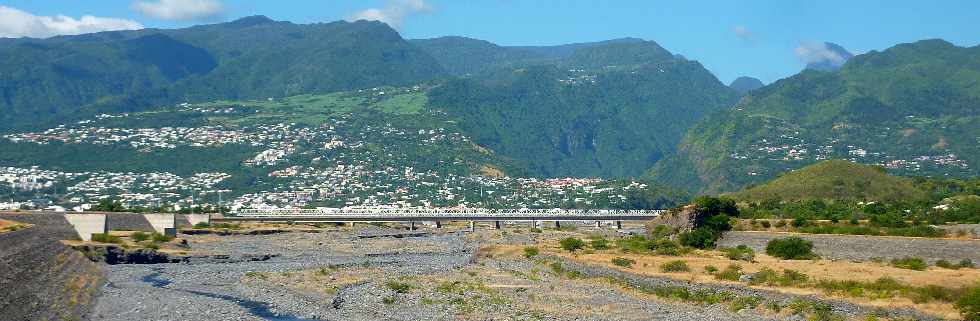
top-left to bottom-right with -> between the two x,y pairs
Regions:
0,213 -> 105,321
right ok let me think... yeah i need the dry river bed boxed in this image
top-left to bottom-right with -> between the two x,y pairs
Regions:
89,225 -> 968,321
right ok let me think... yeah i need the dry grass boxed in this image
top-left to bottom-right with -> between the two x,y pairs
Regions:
490,239 -> 978,319
0,218 -> 31,233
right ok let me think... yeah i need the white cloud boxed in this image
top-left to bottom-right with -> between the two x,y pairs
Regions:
0,6 -> 142,39
794,41 -> 846,65
132,0 -> 225,21
348,0 -> 432,30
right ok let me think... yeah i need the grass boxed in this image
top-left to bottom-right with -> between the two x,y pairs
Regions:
714,264 -> 743,281
721,245 -> 755,261
734,160 -> 927,202
611,257 -> 636,268
937,259 -> 975,270
523,246 -> 539,258
385,281 -> 413,294
131,231 -> 149,242
150,232 -> 174,243
890,257 -> 928,271
660,260 -> 691,273
90,233 -> 122,244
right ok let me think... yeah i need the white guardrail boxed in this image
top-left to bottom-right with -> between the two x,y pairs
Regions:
235,208 -> 664,218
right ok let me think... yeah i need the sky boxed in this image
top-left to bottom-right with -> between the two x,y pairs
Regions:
2,0 -> 979,84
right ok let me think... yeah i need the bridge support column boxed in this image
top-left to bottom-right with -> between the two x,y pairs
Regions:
469,221 -> 475,232
554,221 -> 561,229
348,222 -> 356,228
409,221 -> 416,230
493,221 -> 501,229
435,221 -> 442,228
615,221 -> 622,229
595,221 -> 601,228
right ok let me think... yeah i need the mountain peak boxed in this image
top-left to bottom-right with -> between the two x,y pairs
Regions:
227,15 -> 276,28
803,42 -> 854,72
728,76 -> 764,94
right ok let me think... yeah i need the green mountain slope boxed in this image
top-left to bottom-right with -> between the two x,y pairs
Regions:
0,16 -> 446,132
649,39 -> 980,193
732,160 -> 926,202
408,36 -> 548,75
429,41 -> 739,178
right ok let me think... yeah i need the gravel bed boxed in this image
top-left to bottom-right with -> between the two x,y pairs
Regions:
719,231 -> 980,263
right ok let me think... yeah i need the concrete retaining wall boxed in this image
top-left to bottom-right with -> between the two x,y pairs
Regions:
105,213 -> 154,232
180,214 -> 211,228
720,231 -> 980,263
64,214 -> 107,241
143,214 -> 176,236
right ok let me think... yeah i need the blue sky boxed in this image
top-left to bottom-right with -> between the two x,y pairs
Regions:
3,0 -> 980,84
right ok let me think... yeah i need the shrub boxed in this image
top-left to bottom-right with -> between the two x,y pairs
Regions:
791,217 -> 809,228
522,246 -> 539,258
956,287 -> 980,321
529,227 -> 542,233
936,260 -> 956,269
652,238 -> 684,256
774,220 -> 788,228
90,233 -> 122,244
722,245 -> 755,261
151,232 -> 174,243
649,224 -> 673,239
960,259 -> 976,269
382,296 -> 396,304
130,231 -> 149,242
560,237 -> 586,252
765,237 -> 815,260
715,264 -> 743,281
890,257 -> 927,271
760,221 -> 772,228
386,281 -> 413,293
660,260 -> 690,273
704,265 -> 718,273
611,257 -> 636,268
193,222 -> 210,229
590,238 -> 610,250
678,228 -> 719,249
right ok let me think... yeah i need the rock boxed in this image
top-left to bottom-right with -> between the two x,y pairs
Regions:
645,205 -> 701,235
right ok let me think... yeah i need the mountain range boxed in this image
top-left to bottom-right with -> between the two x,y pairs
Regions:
1,16 -> 976,196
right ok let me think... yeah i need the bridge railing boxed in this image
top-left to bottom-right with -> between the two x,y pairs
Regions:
234,208 -> 663,218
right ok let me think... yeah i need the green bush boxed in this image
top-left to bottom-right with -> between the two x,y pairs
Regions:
611,257 -> 636,268
715,264 -> 743,281
704,265 -> 718,273
936,260 -> 956,269
90,233 -> 122,244
560,237 -> 586,252
590,237 -> 610,250
529,227 -> 542,233
775,220 -> 788,228
678,228 -> 720,249
765,237 -> 816,260
960,259 -> 976,269
956,287 -> 980,321
649,224 -> 672,239
760,221 -> 772,228
522,246 -> 539,258
890,257 -> 928,271
386,281 -> 413,293
722,245 -> 755,261
193,222 -> 210,229
660,260 -> 690,273
130,231 -> 149,242
652,238 -> 684,256
150,232 -> 174,243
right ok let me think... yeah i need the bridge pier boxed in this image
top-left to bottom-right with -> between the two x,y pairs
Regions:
469,221 -> 475,232
493,221 -> 501,229
348,222 -> 356,228
435,221 -> 442,228
595,221 -> 601,228
409,221 -> 416,231
554,221 -> 561,229
615,221 -> 622,229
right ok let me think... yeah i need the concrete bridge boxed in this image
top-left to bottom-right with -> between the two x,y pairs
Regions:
220,208 -> 663,229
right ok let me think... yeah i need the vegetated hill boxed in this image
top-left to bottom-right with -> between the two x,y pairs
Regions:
729,76 -> 764,95
0,16 -> 446,132
429,40 -> 740,178
409,36 -> 648,76
804,42 -> 854,71
732,160 -> 926,202
409,36 -> 549,75
648,39 -> 980,193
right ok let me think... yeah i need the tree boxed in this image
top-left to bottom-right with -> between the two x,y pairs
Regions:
765,237 -> 815,260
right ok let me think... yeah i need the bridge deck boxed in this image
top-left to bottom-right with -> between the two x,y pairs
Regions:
223,208 -> 663,222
